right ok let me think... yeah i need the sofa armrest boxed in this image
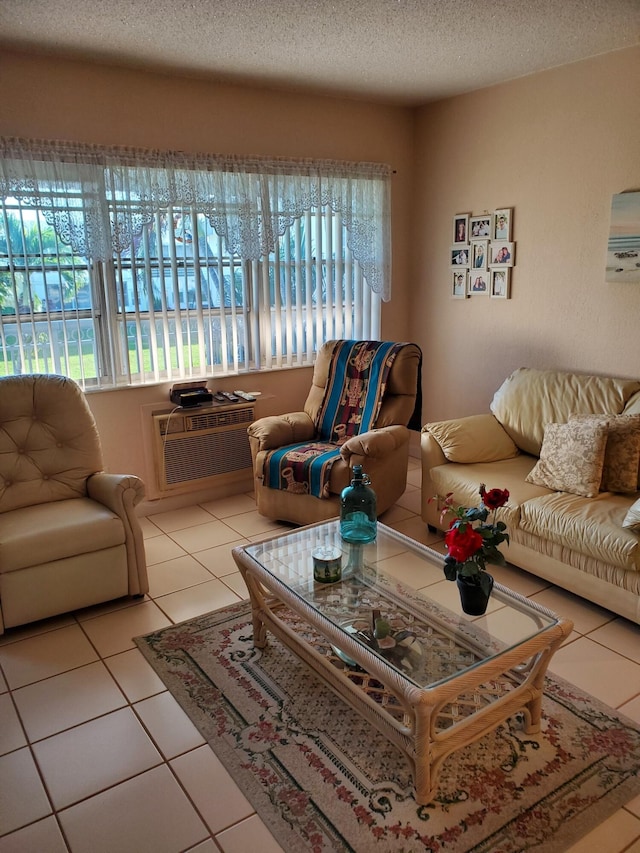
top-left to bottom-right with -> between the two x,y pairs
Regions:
339,425 -> 409,463
86,473 -> 148,595
247,412 -> 316,451
422,414 -> 519,464
420,431 -> 447,526
87,472 -> 145,515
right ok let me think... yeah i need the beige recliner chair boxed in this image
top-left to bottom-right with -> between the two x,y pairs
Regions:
0,374 -> 148,633
248,340 -> 422,526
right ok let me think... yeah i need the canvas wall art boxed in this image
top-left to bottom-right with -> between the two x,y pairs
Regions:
606,192 -> 640,283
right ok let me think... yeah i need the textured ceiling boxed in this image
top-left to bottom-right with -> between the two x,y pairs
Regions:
1,0 -> 639,105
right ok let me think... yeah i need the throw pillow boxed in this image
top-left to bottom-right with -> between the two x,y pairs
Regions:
424,414 -> 519,464
623,498 -> 640,532
525,421 -> 608,498
570,414 -> 640,493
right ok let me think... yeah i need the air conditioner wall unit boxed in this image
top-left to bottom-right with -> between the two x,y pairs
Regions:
151,404 -> 254,495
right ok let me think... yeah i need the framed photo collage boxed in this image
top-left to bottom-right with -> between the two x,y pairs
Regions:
451,208 -> 514,299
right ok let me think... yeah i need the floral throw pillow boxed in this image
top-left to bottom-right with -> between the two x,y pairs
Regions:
525,421 -> 608,498
570,414 -> 640,493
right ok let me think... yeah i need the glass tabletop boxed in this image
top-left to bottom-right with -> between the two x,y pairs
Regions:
243,519 -> 559,689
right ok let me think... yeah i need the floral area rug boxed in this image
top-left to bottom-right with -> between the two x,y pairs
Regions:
135,601 -> 640,853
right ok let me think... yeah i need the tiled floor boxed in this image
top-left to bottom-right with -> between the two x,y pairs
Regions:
1,458 -> 640,852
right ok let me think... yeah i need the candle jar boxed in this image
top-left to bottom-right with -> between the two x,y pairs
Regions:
312,545 -> 343,584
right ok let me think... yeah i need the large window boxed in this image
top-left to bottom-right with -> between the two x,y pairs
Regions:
0,140 -> 390,389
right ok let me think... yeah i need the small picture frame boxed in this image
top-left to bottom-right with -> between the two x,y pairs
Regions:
451,270 -> 467,298
489,241 -> 515,266
469,214 -> 492,239
469,272 -> 489,294
471,240 -> 488,271
490,268 -> 510,298
493,208 -> 512,241
450,245 -> 470,267
453,214 -> 470,244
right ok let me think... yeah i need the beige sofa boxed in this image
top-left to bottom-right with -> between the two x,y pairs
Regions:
0,374 -> 148,633
421,368 -> 640,624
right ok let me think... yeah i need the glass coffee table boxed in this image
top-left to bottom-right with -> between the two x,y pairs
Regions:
232,519 -> 573,804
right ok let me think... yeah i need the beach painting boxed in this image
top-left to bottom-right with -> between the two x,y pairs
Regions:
606,191 -> 640,283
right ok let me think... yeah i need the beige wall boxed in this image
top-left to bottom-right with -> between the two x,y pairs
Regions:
0,50 -> 414,505
411,46 -> 640,421
3,46 -> 639,503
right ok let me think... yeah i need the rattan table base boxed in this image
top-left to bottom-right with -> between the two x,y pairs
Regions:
233,537 -> 572,805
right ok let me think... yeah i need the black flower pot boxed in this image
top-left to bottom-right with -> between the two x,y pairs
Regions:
456,573 -> 494,616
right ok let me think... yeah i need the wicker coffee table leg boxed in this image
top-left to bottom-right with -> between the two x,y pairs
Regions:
411,701 -> 446,805
238,567 -> 268,648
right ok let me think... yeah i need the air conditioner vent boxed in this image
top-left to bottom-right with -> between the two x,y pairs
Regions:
152,404 -> 254,494
186,407 -> 253,432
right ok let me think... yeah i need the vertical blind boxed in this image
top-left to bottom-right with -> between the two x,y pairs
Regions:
0,138 -> 391,388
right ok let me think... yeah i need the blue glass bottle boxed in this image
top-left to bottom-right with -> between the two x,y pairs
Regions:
340,465 -> 377,543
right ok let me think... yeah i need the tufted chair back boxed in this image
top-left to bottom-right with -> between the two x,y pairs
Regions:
0,374 -> 103,514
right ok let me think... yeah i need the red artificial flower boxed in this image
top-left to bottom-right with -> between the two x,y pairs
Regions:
444,524 -> 483,563
480,484 -> 510,511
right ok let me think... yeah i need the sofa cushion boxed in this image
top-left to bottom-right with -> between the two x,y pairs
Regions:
519,492 -> 640,572
0,498 -> 125,573
624,391 -> 640,416
429,454 -> 550,530
623,498 -> 640,532
525,421 -> 608,498
490,368 -> 640,456
570,414 -> 640,493
424,414 -> 519,464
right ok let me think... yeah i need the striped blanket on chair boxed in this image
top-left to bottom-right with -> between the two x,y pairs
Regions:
264,340 -> 404,498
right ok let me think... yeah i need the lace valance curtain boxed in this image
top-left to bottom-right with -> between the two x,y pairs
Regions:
0,137 -> 392,299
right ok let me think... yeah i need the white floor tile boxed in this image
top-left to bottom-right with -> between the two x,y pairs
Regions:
147,504 -> 218,533
487,562 -> 551,597
200,493 -> 258,518
0,694 -> 27,756
529,586 -> 615,635
548,636 -> 640,708
58,765 -> 208,853
0,815 -> 67,853
79,599 -> 171,657
144,533 -> 189,565
0,748 -> 51,835
0,614 -> 76,647
0,624 -> 98,690
222,511 -> 288,538
564,808 -> 640,852
171,746 -> 254,835
147,554 -> 215,597
618,693 -> 640,724
12,661 -> 126,741
154,578 -> 240,623
134,691 -> 205,759
588,617 -> 640,663
394,488 -> 423,514
378,503 -> 415,524
32,707 -> 162,810
194,540 -> 248,576
377,550 -> 443,588
219,572 -> 250,599
167,518 -> 246,552
387,514 -> 441,545
188,841 -> 219,852
138,515 -> 163,539
215,814 -> 284,853
104,648 -> 166,703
